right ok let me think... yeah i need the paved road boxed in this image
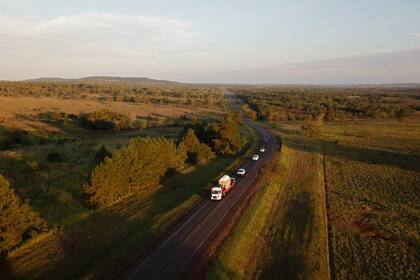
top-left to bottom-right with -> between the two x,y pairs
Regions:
118,120 -> 280,280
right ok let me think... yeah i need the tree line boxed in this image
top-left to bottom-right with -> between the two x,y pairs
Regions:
232,86 -> 419,121
86,112 -> 244,207
0,82 -> 227,108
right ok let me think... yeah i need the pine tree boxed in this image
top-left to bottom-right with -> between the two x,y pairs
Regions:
0,175 -> 46,252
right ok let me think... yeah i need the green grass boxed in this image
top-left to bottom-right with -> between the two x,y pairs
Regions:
272,119 -> 420,279
0,125 -> 183,227
207,146 -> 289,280
1,124 -> 258,280
322,120 -> 420,280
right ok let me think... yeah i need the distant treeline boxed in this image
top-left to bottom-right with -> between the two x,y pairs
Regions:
233,87 -> 420,121
0,82 -> 227,107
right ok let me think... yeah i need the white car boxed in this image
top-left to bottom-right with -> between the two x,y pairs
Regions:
252,154 -> 259,161
237,168 -> 246,176
260,147 -> 266,153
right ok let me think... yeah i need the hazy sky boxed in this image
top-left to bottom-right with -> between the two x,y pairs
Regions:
1,0 -> 420,83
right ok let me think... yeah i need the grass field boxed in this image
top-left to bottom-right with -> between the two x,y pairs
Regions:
322,120 -> 420,280
0,96 -> 223,131
207,125 -> 329,280
208,118 -> 419,280
0,124 -> 257,280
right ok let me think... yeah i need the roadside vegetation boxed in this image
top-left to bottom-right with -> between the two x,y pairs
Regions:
208,136 -> 329,280
229,86 -> 420,279
0,121 -> 255,280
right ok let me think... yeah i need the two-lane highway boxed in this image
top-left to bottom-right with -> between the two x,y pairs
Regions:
117,120 -> 279,280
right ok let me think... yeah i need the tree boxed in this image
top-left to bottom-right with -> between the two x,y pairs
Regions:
0,175 -> 46,253
208,113 -> 245,155
86,137 -> 186,207
179,129 -> 215,165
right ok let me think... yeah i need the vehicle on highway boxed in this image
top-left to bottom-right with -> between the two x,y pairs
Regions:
263,137 -> 269,143
260,147 -> 266,152
237,168 -> 246,176
210,175 -> 236,200
252,154 -> 259,161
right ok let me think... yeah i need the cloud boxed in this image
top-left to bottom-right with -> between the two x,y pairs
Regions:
0,13 -> 203,65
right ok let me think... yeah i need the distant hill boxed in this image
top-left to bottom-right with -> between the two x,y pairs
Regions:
24,76 -> 181,85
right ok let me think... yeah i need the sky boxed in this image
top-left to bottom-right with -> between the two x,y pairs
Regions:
1,0 -> 420,83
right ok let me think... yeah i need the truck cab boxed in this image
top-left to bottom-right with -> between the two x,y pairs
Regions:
211,186 -> 223,200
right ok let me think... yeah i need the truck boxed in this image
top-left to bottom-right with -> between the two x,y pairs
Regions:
210,175 -> 236,200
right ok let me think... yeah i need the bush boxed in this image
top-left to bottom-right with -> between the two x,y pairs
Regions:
79,110 -> 132,131
0,175 -> 46,253
134,119 -> 148,131
86,137 -> 186,207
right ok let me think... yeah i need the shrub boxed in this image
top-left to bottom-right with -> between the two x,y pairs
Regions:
79,110 -> 132,131
0,175 -> 46,253
134,119 -> 148,131
86,137 -> 186,207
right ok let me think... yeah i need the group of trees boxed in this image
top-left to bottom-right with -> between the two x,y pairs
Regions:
79,110 -> 132,131
240,104 -> 257,120
0,175 -> 46,253
86,113 -> 244,207
207,113 -> 245,155
185,113 -> 245,156
86,137 -> 186,207
233,86 -> 419,121
0,82 -> 227,108
178,129 -> 215,165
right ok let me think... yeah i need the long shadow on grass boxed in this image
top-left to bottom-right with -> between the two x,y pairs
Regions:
0,258 -> 17,280
284,134 -> 420,172
261,191 -> 314,280
10,153 -> 244,280
3,122 -> 255,279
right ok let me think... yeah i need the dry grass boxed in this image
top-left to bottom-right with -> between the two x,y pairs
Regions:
0,96 -> 223,131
